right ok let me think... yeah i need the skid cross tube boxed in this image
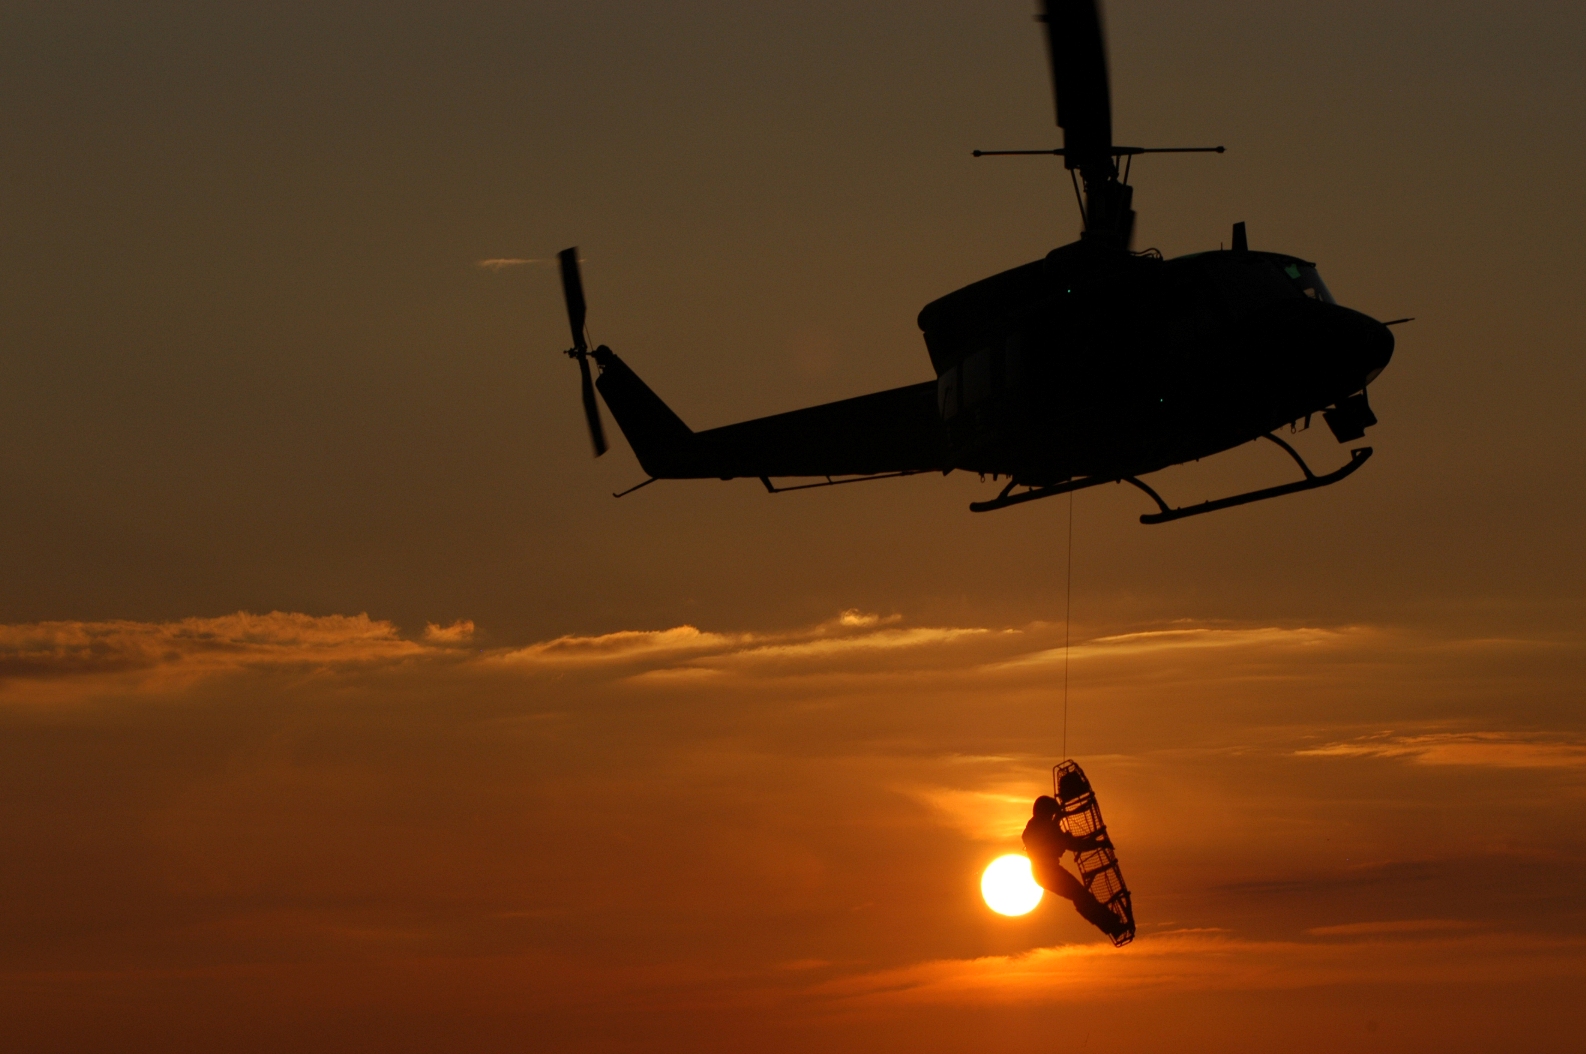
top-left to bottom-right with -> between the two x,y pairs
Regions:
759,469 -> 928,494
1124,438 -> 1373,525
971,146 -> 1225,157
967,473 -> 1116,513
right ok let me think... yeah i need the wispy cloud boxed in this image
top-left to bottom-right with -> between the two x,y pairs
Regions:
491,610 -> 986,676
1296,732 -> 1586,769
0,608 -> 986,700
806,931 -> 1586,1009
1307,918 -> 1475,937
475,257 -> 543,270
902,782 -> 1038,842
494,625 -> 753,667
0,609 -> 989,703
3,612 -> 1574,731
422,620 -> 476,644
993,623 -> 1350,669
0,611 -> 433,682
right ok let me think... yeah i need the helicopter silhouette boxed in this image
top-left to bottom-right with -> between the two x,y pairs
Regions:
557,0 -> 1398,523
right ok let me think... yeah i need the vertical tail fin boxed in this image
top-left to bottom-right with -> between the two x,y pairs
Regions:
592,346 -> 696,478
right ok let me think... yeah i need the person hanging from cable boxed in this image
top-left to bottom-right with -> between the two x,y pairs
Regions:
1022,794 -> 1130,940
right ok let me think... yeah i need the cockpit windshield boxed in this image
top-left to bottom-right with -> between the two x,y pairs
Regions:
1283,262 -> 1335,304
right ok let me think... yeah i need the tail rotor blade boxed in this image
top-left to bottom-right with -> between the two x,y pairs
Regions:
558,245 -> 606,456
579,353 -> 608,457
558,247 -> 587,352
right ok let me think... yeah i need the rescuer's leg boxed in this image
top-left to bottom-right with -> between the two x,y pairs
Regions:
1072,891 -> 1127,939
1036,861 -> 1126,939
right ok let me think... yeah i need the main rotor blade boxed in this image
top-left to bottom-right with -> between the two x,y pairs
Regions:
1040,0 -> 1113,173
579,353 -> 608,458
558,247 -> 587,353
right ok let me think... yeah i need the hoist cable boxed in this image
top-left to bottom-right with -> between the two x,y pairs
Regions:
1063,489 -> 1074,761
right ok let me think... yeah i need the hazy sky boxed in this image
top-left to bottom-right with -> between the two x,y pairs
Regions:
1,2 -> 1583,1051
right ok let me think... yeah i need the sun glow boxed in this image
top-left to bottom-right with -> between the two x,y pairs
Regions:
981,854 -> 1044,916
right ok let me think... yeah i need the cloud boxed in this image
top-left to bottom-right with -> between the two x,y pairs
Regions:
422,620 -> 476,644
992,623 -> 1351,670
475,258 -> 542,270
494,624 -> 751,666
0,612 -> 445,699
903,782 -> 1038,842
806,931 -> 1586,1009
0,611 -> 429,676
1296,732 -> 1586,769
1307,918 -> 1475,937
491,611 -> 988,676
707,626 -> 990,670
0,608 -> 993,702
0,610 -> 1399,691
4,610 -> 1575,744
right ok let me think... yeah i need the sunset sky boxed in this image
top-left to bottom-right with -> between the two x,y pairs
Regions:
2,2 -> 1584,1051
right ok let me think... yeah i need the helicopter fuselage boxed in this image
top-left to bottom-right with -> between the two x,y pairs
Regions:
586,237 -> 1394,504
922,239 -> 1395,486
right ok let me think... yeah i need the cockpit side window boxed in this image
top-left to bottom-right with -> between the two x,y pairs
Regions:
1206,256 -> 1294,320
1283,263 -> 1336,304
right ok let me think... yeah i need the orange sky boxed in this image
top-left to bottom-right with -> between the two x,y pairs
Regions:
1,611 -> 1582,1051
2,1 -> 1584,1050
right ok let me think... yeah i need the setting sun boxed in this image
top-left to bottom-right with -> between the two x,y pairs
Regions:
981,854 -> 1044,916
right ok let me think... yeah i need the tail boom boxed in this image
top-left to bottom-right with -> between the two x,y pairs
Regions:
593,347 -> 948,481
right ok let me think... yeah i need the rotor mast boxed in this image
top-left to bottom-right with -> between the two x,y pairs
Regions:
972,2 -> 1223,244
1041,0 -> 1130,247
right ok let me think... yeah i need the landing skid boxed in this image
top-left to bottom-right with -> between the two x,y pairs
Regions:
1127,435 -> 1372,524
967,433 -> 1372,522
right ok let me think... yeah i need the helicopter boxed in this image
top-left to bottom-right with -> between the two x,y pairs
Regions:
555,0 -> 1398,523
